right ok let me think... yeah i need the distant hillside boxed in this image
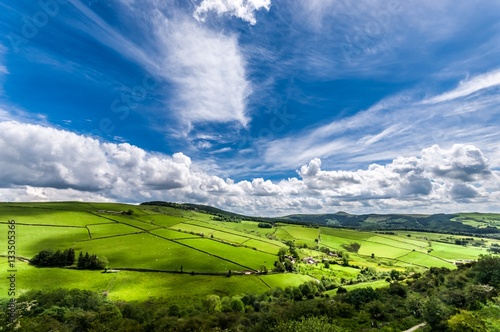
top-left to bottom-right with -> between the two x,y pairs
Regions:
141,201 -> 500,237
281,213 -> 500,236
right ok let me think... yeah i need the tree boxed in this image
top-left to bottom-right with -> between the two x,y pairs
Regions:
448,310 -> 486,332
77,252 -> 108,270
284,259 -> 294,272
342,256 -> 349,266
273,261 -> 286,273
473,255 -> 500,287
78,252 -> 84,268
230,298 -> 245,312
30,248 -> 75,267
343,287 -> 379,309
65,248 -> 75,266
203,295 -> 221,313
278,247 -> 288,262
423,297 -> 452,330
272,316 -> 348,332
390,269 -> 400,280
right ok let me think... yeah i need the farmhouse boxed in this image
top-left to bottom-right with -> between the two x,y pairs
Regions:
302,257 -> 317,264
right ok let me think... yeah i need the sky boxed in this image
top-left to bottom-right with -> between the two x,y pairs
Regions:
0,0 -> 499,216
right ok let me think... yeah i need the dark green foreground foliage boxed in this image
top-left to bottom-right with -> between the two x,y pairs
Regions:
2,255 -> 500,332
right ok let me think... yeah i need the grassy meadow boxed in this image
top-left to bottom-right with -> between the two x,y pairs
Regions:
1,202 -> 499,303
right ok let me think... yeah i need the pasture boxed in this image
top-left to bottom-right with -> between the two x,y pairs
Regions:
1,202 -> 499,304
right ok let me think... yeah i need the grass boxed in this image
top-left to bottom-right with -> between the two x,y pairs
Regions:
2,202 -> 498,304
0,207 -> 109,227
243,239 -> 284,254
92,214 -> 160,231
284,226 -> 320,240
296,262 -> 360,281
219,220 -> 277,236
87,223 -> 140,238
259,274 -> 315,289
0,261 -> 278,305
325,279 -> 390,295
171,222 -> 217,236
75,233 -> 243,273
357,242 -> 411,259
429,242 -> 488,260
144,215 -> 187,228
397,251 -> 456,269
210,230 -> 250,244
176,238 -> 276,271
0,224 -> 89,257
319,227 -> 373,241
318,234 -> 354,251
366,235 -> 427,251
149,228 -> 201,239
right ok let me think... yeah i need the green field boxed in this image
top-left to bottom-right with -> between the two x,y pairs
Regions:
325,279 -> 390,295
176,238 -> 276,271
0,261 -> 280,304
1,202 -> 498,304
1,224 -> 89,257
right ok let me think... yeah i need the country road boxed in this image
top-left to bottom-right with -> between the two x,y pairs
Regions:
403,322 -> 427,332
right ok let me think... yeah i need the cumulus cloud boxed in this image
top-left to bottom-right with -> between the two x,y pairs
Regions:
0,121 -> 498,215
194,0 -> 271,25
159,19 -> 251,129
420,144 -> 491,182
0,121 -> 194,195
296,144 -> 495,206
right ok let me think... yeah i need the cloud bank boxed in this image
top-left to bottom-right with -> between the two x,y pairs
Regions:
1,121 -> 498,216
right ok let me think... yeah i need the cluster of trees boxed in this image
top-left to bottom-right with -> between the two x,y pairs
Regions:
4,255 -> 500,331
30,249 -> 108,270
489,243 -> 500,254
274,243 -> 299,272
30,248 -> 75,267
212,215 -> 241,223
257,222 -> 273,228
77,252 -> 108,270
342,242 -> 361,253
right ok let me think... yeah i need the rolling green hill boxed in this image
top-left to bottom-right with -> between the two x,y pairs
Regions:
1,201 -> 499,304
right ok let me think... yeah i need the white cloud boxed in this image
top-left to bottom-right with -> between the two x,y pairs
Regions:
423,69 -> 500,104
55,2 -> 252,133
263,71 -> 500,172
194,0 -> 271,25
0,120 -> 499,215
160,19 -> 251,129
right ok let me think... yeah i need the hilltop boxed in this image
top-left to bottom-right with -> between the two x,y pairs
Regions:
141,201 -> 500,237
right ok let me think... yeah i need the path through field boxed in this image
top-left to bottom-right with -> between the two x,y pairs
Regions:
403,322 -> 427,332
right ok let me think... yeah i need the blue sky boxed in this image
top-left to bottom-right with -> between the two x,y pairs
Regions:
0,0 -> 499,216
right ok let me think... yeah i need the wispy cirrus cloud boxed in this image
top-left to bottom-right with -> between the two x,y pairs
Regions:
0,44 -> 7,94
423,68 -> 500,104
262,69 -> 500,172
159,18 -> 252,130
194,0 -> 271,25
24,1 -> 253,134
